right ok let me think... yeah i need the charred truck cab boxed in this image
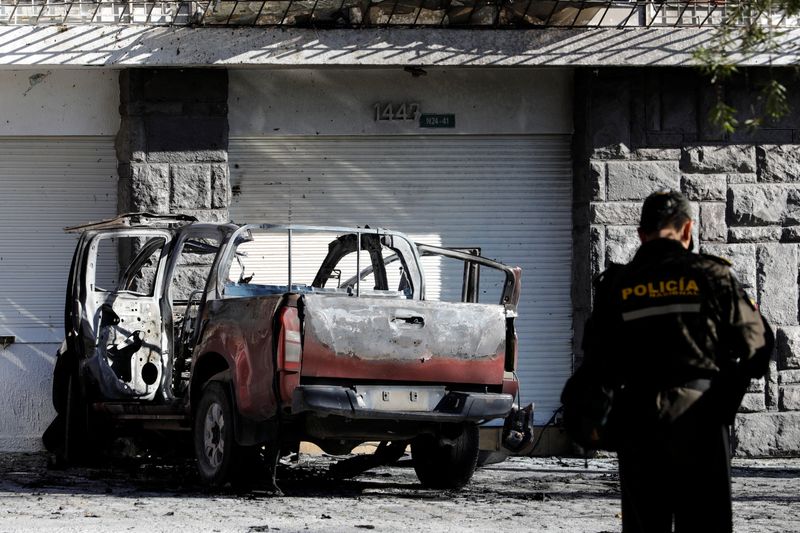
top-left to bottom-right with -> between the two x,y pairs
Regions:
45,213 -> 528,490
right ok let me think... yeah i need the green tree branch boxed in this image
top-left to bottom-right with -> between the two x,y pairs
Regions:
694,0 -> 800,133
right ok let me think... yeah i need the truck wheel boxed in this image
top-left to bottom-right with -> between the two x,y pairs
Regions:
194,382 -> 243,487
411,423 -> 480,490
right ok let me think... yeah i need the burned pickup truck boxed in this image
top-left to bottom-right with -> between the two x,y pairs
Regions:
45,213 -> 526,489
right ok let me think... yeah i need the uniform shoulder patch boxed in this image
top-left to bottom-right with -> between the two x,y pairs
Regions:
700,253 -> 732,267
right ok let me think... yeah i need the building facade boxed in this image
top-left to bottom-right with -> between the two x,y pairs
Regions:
0,0 -> 798,455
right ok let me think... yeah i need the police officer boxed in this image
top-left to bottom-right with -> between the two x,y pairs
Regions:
583,190 -> 773,532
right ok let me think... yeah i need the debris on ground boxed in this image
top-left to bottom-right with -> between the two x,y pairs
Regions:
0,453 -> 798,532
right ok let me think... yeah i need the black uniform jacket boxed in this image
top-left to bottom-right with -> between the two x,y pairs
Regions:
584,238 -> 772,432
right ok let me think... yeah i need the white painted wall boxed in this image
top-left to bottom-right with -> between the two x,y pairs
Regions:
0,69 -> 119,135
0,71 -> 119,451
229,68 -> 573,136
0,344 -> 60,451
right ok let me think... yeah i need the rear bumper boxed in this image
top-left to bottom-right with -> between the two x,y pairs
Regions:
292,385 -> 514,422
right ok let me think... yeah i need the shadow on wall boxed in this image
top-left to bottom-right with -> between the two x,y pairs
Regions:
0,342 -> 58,452
2,25 -> 799,67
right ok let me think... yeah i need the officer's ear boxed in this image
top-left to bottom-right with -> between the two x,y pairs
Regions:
679,219 -> 694,249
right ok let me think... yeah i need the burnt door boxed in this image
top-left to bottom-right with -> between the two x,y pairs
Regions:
74,229 -> 171,401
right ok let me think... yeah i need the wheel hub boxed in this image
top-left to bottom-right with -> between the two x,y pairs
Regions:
203,402 -> 225,469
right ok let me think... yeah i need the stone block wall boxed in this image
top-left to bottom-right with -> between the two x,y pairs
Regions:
116,69 -> 231,288
573,67 -> 800,456
116,68 -> 231,223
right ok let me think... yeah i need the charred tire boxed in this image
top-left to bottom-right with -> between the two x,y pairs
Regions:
411,423 -> 480,490
194,382 -> 245,488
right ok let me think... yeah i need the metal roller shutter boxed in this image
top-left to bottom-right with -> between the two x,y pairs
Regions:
0,137 -> 118,344
229,135 -> 572,423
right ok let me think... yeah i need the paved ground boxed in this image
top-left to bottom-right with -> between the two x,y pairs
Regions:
0,451 -> 798,532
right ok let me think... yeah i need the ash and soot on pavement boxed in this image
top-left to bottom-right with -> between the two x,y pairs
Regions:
0,453 -> 798,532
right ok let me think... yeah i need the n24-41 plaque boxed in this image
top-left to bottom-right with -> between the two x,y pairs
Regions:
419,114 -> 455,128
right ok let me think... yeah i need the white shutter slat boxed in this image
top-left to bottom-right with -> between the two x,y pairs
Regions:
0,137 -> 118,342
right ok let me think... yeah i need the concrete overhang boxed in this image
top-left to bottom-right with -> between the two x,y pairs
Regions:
0,25 -> 798,68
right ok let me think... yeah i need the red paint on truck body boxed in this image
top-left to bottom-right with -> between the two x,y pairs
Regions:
194,296 -> 282,420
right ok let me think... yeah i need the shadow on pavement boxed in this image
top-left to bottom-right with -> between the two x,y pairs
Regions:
0,452 -> 621,503
732,465 -> 800,479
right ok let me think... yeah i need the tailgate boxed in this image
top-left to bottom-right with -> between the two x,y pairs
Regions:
300,294 -> 508,385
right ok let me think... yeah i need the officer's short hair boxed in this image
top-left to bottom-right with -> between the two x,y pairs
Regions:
639,190 -> 693,234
